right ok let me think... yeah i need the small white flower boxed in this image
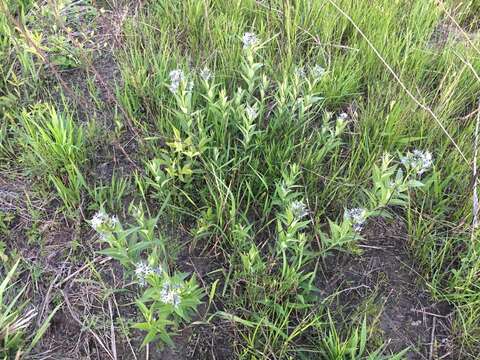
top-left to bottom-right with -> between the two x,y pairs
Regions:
172,292 -> 181,307
154,267 -> 163,275
134,262 -> 148,276
90,210 -> 107,232
311,65 -> 325,78
400,149 -> 433,175
344,208 -> 368,232
90,211 -> 118,233
242,32 -> 259,49
169,69 -> 186,93
295,66 -> 306,79
160,281 -> 182,308
338,112 -> 348,120
245,105 -> 258,120
200,67 -> 212,81
291,200 -> 309,220
135,262 -> 154,287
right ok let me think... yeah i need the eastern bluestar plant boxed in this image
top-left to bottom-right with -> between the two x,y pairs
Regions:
89,205 -> 203,346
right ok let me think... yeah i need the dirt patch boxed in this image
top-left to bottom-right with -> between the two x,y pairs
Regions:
149,321 -> 235,360
56,4 -> 130,125
153,248 -> 235,360
318,217 -> 454,359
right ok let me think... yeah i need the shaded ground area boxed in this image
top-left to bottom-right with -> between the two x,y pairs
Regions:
318,217 -> 454,359
153,246 -> 235,360
9,219 -> 234,359
153,321 -> 235,360
1,180 -> 456,358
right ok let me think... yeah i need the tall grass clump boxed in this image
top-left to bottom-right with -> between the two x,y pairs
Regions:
18,103 -> 87,212
0,260 -> 60,359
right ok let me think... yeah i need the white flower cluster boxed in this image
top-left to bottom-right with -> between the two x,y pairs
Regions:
135,262 -> 162,287
291,200 -> 309,220
168,69 -> 192,93
344,208 -> 368,232
311,64 -> 326,78
400,149 -> 433,176
200,67 -> 212,81
295,66 -> 306,79
295,64 -> 326,80
160,281 -> 181,308
242,32 -> 259,49
90,210 -> 118,234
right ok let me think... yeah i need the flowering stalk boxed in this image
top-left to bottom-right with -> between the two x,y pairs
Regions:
89,206 -> 203,346
168,68 -> 194,130
241,32 -> 263,96
274,165 -> 312,278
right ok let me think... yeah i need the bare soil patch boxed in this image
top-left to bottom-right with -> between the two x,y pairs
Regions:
318,217 -> 454,359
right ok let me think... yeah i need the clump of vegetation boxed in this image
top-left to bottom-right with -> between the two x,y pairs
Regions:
1,0 -> 480,358
0,261 -> 60,359
89,205 -> 203,346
